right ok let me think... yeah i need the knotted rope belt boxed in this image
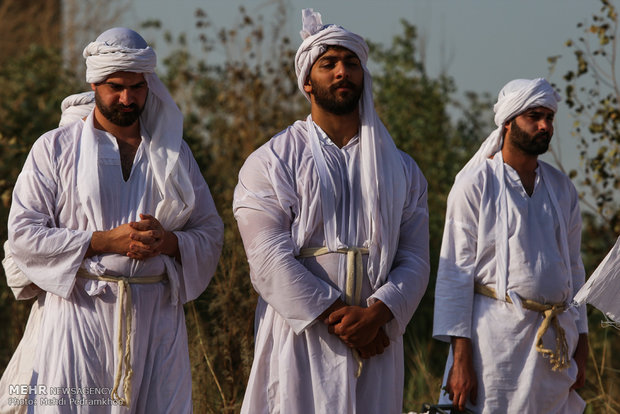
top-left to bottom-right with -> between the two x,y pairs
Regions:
78,269 -> 167,405
474,283 -> 570,371
297,247 -> 369,377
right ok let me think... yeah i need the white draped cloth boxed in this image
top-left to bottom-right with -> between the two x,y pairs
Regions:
2,117 -> 223,413
573,236 -> 620,325
294,9 -> 407,289
1,27 -> 224,413
59,91 -> 95,127
234,120 -> 429,414
434,78 -> 587,413
433,156 -> 588,413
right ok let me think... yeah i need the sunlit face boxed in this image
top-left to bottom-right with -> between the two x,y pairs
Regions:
304,46 -> 364,115
91,72 -> 148,127
505,106 -> 555,155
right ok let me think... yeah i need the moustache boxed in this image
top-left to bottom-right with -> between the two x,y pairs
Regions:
114,103 -> 139,111
534,132 -> 551,140
331,81 -> 357,91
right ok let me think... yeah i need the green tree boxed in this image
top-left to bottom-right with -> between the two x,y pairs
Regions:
152,8 -> 492,410
0,45 -> 82,369
370,20 -> 491,406
148,5 -> 307,412
551,0 -> 620,411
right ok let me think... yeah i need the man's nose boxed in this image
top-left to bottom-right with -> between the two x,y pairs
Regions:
539,118 -> 552,131
119,88 -> 134,105
334,61 -> 349,79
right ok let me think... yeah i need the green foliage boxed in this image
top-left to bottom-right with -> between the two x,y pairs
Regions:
369,20 -> 492,406
148,10 -> 493,411
147,5 -> 307,412
556,0 -> 620,237
0,44 -> 81,370
2,4 -> 616,414
552,1 -> 620,411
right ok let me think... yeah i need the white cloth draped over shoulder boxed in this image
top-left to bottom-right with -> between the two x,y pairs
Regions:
81,28 -> 196,304
455,78 -> 565,301
2,28 -> 224,413
4,115 -> 223,412
234,10 -> 429,414
294,9 -> 407,290
234,120 -> 429,414
433,78 -> 587,412
574,236 -> 620,327
59,91 -> 95,127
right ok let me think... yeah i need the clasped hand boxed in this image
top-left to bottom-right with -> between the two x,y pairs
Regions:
323,302 -> 391,359
89,214 -> 167,260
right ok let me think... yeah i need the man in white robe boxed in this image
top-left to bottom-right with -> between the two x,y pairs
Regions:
233,9 -> 430,414
0,91 -> 95,414
433,78 -> 588,413
3,28 -> 223,413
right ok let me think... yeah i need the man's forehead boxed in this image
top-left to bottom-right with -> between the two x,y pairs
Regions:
520,106 -> 555,116
104,71 -> 146,84
318,45 -> 358,60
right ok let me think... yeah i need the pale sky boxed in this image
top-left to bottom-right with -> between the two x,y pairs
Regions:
126,0 -> 604,174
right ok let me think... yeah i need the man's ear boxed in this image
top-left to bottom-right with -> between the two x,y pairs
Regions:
303,78 -> 312,94
90,83 -> 97,92
502,120 -> 511,139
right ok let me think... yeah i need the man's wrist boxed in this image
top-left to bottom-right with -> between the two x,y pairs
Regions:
87,231 -> 106,257
367,300 -> 394,326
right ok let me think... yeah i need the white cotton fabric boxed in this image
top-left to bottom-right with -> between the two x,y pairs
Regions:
456,78 -> 561,181
233,120 -> 430,414
574,236 -> 620,324
3,117 -> 223,412
0,297 -> 43,414
82,27 -> 195,303
455,78 -> 565,302
433,155 -> 587,413
59,91 -> 95,126
294,9 -> 407,290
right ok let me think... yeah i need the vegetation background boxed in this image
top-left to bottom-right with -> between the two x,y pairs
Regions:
0,0 -> 618,412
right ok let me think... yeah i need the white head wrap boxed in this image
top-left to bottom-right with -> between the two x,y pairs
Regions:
59,91 -> 95,126
455,78 -> 568,303
294,9 -> 407,290
79,28 -> 195,304
456,78 -> 560,180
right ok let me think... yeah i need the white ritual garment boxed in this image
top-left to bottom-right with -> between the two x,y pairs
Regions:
233,120 -> 430,414
573,236 -> 620,325
433,155 -> 587,413
4,116 -> 223,413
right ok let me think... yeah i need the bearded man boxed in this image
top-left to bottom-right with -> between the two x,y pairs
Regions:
233,9 -> 430,414
4,27 -> 223,412
433,78 -> 589,413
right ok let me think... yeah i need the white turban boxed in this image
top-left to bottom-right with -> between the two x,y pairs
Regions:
79,28 -> 195,304
59,91 -> 95,126
456,78 -> 560,180
455,78 -> 566,303
294,9 -> 407,290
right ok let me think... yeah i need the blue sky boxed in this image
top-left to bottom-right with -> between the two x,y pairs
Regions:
126,0 -> 604,173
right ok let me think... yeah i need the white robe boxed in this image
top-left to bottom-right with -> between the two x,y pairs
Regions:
2,117 -> 223,413
433,155 -> 588,414
233,121 -> 430,414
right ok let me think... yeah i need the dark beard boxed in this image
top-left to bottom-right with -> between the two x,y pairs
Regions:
508,119 -> 551,155
311,79 -> 363,115
95,93 -> 143,127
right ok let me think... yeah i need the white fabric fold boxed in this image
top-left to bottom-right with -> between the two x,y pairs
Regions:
457,78 -> 565,301
294,9 -> 406,290
574,236 -> 620,324
80,28 -> 195,303
59,91 -> 95,127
